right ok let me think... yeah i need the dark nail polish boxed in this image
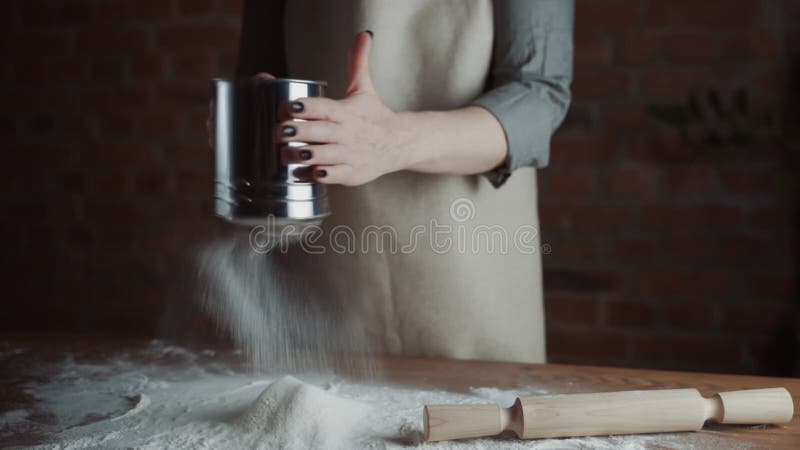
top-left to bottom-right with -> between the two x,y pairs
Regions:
316,169 -> 327,178
299,149 -> 312,160
365,30 -> 374,38
282,125 -> 296,137
291,101 -> 304,113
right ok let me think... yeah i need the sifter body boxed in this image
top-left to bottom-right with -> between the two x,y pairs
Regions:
212,77 -> 330,235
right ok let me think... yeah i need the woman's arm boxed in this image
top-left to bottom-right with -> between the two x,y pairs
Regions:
275,1 -> 574,186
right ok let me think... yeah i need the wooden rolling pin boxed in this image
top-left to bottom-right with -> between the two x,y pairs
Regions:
424,387 -> 794,442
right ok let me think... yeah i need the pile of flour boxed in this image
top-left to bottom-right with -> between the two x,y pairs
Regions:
234,376 -> 370,450
3,341 -> 748,450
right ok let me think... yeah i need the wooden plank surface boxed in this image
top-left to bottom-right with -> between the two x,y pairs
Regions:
1,333 -> 798,448
376,356 -> 800,448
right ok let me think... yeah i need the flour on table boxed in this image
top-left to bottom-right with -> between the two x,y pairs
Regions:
7,341 -> 749,450
235,376 -> 370,450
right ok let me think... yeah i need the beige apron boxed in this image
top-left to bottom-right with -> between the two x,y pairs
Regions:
282,0 -> 545,362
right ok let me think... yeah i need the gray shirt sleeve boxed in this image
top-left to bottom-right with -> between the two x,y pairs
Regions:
472,0 -> 574,187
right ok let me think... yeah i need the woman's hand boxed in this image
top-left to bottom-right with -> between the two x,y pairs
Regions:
277,32 -> 416,186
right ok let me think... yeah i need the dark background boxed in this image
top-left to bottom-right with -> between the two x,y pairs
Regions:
2,0 -> 798,376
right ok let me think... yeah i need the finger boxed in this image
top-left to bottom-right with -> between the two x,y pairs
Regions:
312,164 -> 356,185
254,72 -> 276,80
282,144 -> 347,165
288,97 -> 350,122
276,120 -> 343,144
345,31 -> 374,95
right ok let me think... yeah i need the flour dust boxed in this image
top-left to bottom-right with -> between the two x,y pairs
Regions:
197,235 -> 376,374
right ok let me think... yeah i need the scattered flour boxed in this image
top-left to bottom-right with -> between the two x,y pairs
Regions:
3,342 -> 751,450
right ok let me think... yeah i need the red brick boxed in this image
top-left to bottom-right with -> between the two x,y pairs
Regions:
220,0 -> 245,15
719,167 -> 779,195
134,0 -> 177,20
634,335 -> 739,364
751,275 -> 796,300
540,205 -> 631,233
84,141 -> 156,166
647,0 -> 763,28
177,169 -> 211,195
546,168 -> 596,196
617,34 -> 659,64
640,204 -> 741,231
548,234 -> 603,263
636,269 -> 732,298
544,268 -> 623,293
639,67 -> 711,97
574,34 -> 612,66
178,0 -> 215,16
98,115 -> 135,137
92,172 -> 132,194
604,166 -> 659,198
747,206 -> 794,231
139,114 -> 178,136
662,235 -> 714,263
11,31 -> 72,56
77,28 -> 150,54
573,69 -> 629,100
601,103 -> 647,129
170,50 -> 216,78
629,133 -> 695,163
721,304 -> 794,334
134,170 -> 174,195
84,199 -> 161,221
721,31 -> 781,60
609,238 -> 654,263
544,294 -> 600,326
93,0 -> 134,23
607,300 -> 656,326
576,2 -> 641,32
132,53 -> 164,81
547,330 -> 628,361
716,235 -> 763,264
552,135 -> 618,163
668,167 -> 717,195
158,24 -> 239,50
661,33 -> 718,63
665,303 -> 714,330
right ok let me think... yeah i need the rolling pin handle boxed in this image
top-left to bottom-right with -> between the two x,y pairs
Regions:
711,388 -> 794,424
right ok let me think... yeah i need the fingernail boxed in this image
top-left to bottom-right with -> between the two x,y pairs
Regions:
291,101 -> 304,113
316,169 -> 327,178
299,149 -> 312,160
282,125 -> 296,137
365,30 -> 374,38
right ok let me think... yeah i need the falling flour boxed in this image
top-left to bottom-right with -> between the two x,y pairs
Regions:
196,236 -> 377,374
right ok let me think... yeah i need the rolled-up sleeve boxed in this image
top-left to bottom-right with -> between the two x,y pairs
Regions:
472,0 -> 574,187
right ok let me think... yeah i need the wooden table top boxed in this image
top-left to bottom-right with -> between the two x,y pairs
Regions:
378,356 -> 800,449
2,333 -> 798,448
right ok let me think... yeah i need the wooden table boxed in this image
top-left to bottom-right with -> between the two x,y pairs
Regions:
380,356 -> 800,448
2,333 -> 798,448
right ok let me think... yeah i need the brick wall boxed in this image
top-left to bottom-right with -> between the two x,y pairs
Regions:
2,0 -> 797,375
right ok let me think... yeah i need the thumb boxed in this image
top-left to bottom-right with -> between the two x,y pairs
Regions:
345,30 -> 374,96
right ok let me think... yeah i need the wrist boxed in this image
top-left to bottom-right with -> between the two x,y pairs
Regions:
393,110 -> 439,172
